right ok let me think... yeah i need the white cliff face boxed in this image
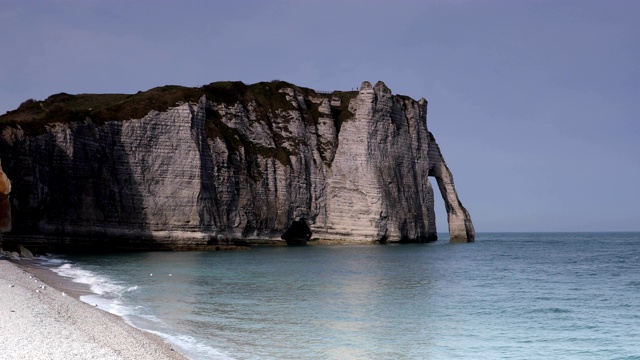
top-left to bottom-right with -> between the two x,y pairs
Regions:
117,100 -> 210,237
321,81 -> 437,241
427,132 -> 475,242
0,81 -> 474,247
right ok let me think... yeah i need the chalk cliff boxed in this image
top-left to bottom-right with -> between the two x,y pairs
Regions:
0,160 -> 10,232
0,81 -> 474,249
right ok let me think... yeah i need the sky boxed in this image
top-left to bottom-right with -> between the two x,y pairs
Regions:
1,0 -> 638,232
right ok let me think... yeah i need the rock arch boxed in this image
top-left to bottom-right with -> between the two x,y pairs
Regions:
427,132 -> 475,242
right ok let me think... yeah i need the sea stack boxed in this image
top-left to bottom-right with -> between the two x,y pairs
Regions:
0,80 -> 474,250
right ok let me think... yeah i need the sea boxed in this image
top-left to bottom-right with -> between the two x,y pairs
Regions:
38,232 -> 640,359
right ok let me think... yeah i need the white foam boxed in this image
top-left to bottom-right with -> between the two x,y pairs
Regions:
79,294 -> 127,316
39,255 -> 233,360
52,263 -> 126,298
39,256 -> 135,318
137,313 -> 163,323
39,256 -> 66,266
145,330 -> 236,360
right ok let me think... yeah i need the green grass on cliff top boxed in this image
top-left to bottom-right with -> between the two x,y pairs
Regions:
0,81 -> 357,137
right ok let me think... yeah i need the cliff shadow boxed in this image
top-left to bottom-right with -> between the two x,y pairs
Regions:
197,104 -> 223,233
1,122 -> 154,252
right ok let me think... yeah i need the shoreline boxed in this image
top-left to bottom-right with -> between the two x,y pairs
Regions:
0,232 -> 442,253
0,259 -> 188,360
15,259 -> 95,299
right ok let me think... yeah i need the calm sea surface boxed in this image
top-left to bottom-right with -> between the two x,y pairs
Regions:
43,233 -> 640,359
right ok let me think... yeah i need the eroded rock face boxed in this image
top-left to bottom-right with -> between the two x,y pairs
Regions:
281,218 -> 312,245
0,160 -> 10,232
324,81 -> 436,242
427,133 -> 475,242
0,81 -> 474,247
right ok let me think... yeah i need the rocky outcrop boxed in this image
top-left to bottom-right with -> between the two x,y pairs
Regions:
18,245 -> 34,259
427,133 -> 475,242
0,159 -> 10,232
0,80 -> 474,249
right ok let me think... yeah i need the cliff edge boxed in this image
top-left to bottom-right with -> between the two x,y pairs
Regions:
0,80 -> 474,249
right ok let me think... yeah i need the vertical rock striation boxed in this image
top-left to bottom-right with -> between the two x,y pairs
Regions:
427,133 -> 475,242
0,160 -> 10,232
0,80 -> 474,248
323,81 -> 435,242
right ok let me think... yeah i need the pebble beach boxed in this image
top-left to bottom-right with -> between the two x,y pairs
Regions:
0,260 -> 187,360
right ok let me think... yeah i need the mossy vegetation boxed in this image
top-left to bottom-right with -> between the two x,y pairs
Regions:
203,80 -> 296,111
202,81 -> 304,167
295,86 -> 357,131
0,80 -> 357,166
204,110 -> 293,175
329,91 -> 357,135
0,86 -> 202,136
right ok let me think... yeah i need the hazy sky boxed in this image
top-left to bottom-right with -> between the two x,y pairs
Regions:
1,0 -> 638,232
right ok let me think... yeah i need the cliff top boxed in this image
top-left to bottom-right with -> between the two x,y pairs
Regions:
0,81 -> 359,136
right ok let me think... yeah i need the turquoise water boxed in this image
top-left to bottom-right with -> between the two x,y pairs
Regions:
45,233 -> 640,359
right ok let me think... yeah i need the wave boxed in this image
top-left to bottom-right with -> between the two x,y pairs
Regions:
52,263 -> 127,298
38,255 -> 233,359
144,330 -> 236,360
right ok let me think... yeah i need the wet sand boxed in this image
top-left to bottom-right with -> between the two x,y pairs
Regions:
0,259 -> 187,360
